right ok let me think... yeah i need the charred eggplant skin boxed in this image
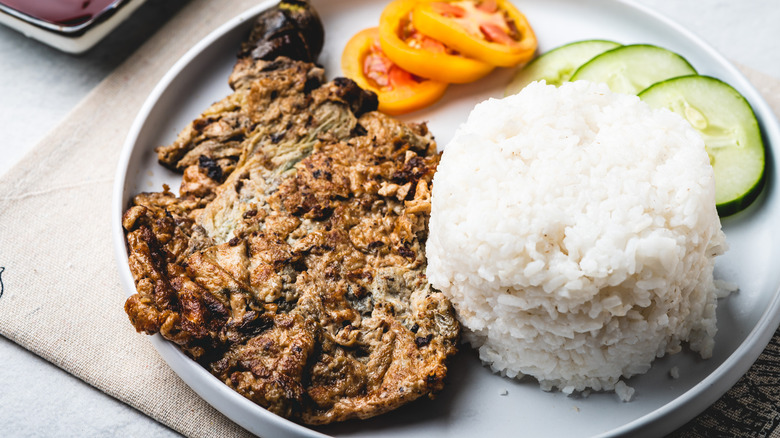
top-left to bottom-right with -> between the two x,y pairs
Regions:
239,0 -> 325,63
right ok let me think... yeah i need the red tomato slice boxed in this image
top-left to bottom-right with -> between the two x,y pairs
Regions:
341,27 -> 448,116
413,0 -> 537,67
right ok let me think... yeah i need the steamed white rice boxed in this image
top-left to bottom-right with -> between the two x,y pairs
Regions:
426,80 -> 728,396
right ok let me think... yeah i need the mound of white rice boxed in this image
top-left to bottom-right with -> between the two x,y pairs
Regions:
426,80 -> 728,397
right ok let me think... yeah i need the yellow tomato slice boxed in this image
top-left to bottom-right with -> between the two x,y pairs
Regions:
379,0 -> 494,84
412,0 -> 537,67
341,27 -> 448,116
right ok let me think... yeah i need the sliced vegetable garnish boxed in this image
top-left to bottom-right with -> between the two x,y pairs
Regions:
504,39 -> 621,96
239,0 -> 324,62
379,0 -> 494,84
342,27 -> 448,116
640,75 -> 766,216
570,44 -> 696,95
411,0 -> 537,67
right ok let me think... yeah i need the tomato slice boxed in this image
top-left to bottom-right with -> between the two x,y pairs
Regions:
412,0 -> 537,67
341,27 -> 448,116
379,0 -> 494,84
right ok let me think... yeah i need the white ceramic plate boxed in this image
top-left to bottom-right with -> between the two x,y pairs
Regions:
112,0 -> 780,436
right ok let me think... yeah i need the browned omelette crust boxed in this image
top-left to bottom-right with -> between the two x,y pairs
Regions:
122,57 -> 459,424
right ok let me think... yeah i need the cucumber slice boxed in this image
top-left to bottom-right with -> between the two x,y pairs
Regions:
504,39 -> 621,96
639,75 -> 765,216
570,44 -> 697,95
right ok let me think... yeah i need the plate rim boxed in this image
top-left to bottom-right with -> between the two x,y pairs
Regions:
111,1 -> 780,437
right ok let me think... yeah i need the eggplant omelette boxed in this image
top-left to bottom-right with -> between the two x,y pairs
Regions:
121,0 -> 459,425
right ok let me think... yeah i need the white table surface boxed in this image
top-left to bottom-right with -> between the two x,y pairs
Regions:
1,0 -> 778,436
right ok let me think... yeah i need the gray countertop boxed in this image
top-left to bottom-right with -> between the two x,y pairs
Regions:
1,0 -> 778,436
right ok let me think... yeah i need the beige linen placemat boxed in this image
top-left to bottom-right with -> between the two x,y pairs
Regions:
1,0 -> 779,435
